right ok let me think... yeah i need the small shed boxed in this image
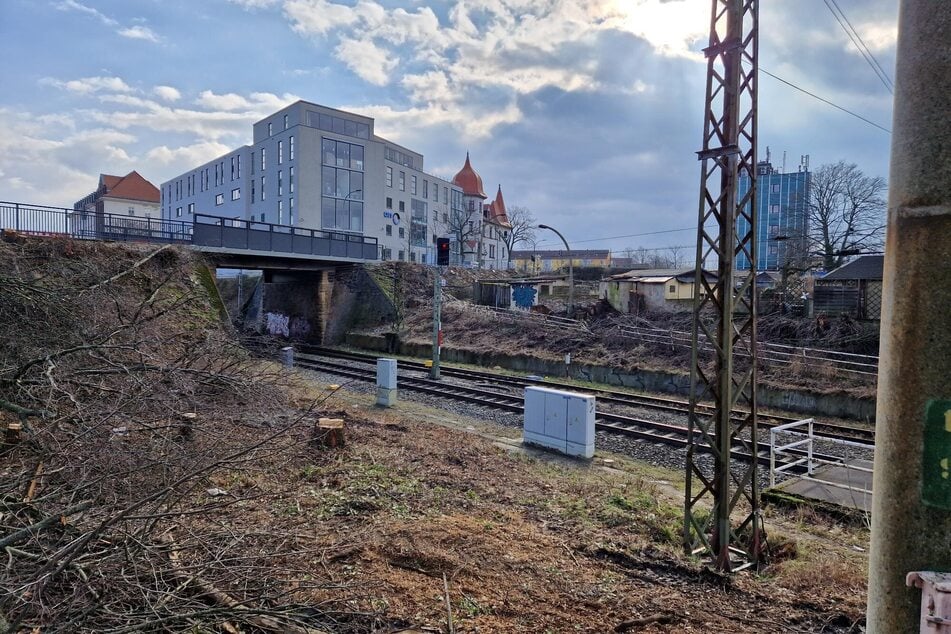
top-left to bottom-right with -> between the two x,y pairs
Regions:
813,255 -> 884,320
599,268 -> 716,314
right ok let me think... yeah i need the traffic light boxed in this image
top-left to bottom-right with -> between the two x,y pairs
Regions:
436,237 -> 450,266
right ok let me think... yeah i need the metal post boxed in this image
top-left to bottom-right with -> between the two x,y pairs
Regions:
867,3 -> 951,631
684,0 -> 761,572
538,224 -> 574,314
431,268 -> 442,379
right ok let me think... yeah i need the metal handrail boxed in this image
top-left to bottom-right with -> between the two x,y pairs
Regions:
769,417 -> 873,495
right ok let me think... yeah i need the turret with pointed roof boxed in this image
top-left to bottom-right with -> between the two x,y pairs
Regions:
485,184 -> 512,228
451,152 -> 487,199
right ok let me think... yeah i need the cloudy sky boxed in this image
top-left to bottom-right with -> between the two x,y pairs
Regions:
0,0 -> 897,255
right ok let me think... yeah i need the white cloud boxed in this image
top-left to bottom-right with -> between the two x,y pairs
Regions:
55,0 -> 118,27
145,141 -> 235,167
118,25 -> 161,43
334,37 -> 399,86
41,76 -> 134,95
153,85 -> 182,102
228,0 -> 282,8
853,21 -> 898,53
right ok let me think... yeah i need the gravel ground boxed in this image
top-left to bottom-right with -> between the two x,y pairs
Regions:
297,355 -> 874,494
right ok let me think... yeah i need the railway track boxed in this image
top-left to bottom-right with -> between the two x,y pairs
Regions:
293,351 -> 867,470
298,346 -> 875,446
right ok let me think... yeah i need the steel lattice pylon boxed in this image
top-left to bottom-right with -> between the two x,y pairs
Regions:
684,0 -> 763,571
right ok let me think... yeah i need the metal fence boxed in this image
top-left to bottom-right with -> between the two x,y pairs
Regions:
193,214 -> 378,260
0,202 -> 379,261
0,201 -> 192,243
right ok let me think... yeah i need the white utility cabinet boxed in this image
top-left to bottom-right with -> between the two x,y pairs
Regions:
376,358 -> 397,406
523,386 -> 595,458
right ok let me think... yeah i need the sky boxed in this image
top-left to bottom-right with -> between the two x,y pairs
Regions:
0,0 -> 898,257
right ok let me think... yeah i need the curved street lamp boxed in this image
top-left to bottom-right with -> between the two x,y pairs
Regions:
538,223 -> 573,314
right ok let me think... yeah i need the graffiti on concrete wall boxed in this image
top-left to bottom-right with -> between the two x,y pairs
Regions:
511,284 -> 538,310
265,312 -> 290,337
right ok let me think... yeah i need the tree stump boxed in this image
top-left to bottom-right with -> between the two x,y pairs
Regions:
4,422 -> 22,446
179,413 -> 197,439
315,418 -> 345,448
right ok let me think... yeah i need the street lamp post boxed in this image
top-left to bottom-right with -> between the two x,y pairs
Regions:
538,224 -> 573,314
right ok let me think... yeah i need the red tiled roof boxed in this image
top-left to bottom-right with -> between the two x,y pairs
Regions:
451,152 -> 487,199
101,170 -> 160,203
486,184 -> 511,227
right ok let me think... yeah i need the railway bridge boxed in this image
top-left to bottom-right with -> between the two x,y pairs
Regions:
1,201 -> 380,343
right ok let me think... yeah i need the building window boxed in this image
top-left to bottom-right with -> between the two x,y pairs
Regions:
398,250 -> 405,261
382,248 -> 392,260
289,166 -> 294,193
386,166 -> 393,187
489,244 -> 495,258
278,200 -> 283,224
386,197 -> 392,209
289,136 -> 294,160
386,224 -> 392,236
399,171 -> 405,191
268,122 -> 273,136
278,140 -> 283,165
260,213 -> 265,222
398,201 -> 405,212
251,180 -> 256,203
231,188 -> 241,201
261,148 -> 266,171
443,212 -> 448,223
188,203 -> 194,215
128,206 -> 135,216
215,194 -> 223,206
261,176 -> 266,200
231,157 -> 236,181
772,183 -> 780,193
669,284 -> 676,293
278,170 -> 283,196
443,187 -> 448,204
176,206 -> 182,217
236,155 -> 241,179
283,114 -> 288,130
769,204 -> 780,214
411,175 -> 417,195
399,227 -> 405,238
250,152 -> 255,175
423,179 -> 428,199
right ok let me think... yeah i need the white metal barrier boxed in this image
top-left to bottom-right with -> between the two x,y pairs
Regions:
769,418 -> 874,497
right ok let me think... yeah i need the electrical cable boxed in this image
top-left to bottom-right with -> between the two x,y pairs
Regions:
824,0 -> 894,93
760,68 -> 891,134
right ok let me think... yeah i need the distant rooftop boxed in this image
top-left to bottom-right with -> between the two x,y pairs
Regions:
820,255 -> 884,281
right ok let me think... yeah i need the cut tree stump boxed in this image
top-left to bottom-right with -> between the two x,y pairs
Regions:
4,422 -> 22,446
315,418 -> 345,448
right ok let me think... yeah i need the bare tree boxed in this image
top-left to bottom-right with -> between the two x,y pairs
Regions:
501,205 -> 537,257
808,161 -> 887,270
446,205 -> 481,265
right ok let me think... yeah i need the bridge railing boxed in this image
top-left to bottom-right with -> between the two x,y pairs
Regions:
0,201 -> 192,243
193,214 -> 378,260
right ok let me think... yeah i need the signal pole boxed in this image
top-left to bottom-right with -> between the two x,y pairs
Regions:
866,2 -> 951,631
430,267 -> 441,379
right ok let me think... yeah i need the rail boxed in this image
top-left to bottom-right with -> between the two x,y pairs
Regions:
457,301 -> 877,376
0,201 -> 378,261
769,418 -> 874,496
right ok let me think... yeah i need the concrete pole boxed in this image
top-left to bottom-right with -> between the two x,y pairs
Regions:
866,2 -> 951,631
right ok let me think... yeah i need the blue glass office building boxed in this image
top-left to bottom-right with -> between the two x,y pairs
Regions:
736,159 -> 811,271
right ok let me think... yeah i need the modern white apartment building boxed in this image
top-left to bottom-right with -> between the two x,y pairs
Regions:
161,100 -> 511,268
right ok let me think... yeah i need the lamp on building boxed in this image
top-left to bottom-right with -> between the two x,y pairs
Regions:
538,224 -> 574,314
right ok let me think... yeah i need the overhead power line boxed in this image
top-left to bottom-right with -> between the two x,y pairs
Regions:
760,68 -> 891,134
823,0 -> 894,94
534,226 -> 694,248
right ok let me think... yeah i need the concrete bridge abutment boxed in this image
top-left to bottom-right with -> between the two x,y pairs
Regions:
260,269 -> 334,344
